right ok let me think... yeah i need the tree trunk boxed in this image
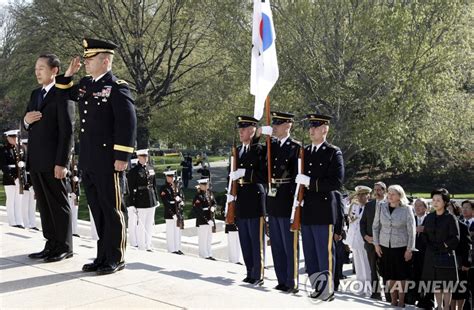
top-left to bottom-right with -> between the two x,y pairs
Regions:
136,118 -> 150,150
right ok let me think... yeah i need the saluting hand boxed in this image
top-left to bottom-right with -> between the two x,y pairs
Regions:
54,165 -> 67,179
65,56 -> 82,77
114,160 -> 128,172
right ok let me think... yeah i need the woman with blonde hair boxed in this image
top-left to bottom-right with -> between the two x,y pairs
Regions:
373,184 -> 416,307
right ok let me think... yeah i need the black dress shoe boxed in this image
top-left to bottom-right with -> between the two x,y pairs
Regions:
286,287 -> 299,294
251,278 -> 264,286
73,234 -> 80,237
177,250 -> 184,255
44,251 -> 73,262
236,262 -> 243,265
82,261 -> 103,272
172,251 -> 181,255
14,225 -> 25,229
96,261 -> 125,275
370,293 -> 382,300
28,249 -> 51,259
274,284 -> 288,291
206,257 -> 216,261
30,227 -> 40,231
243,277 -> 252,283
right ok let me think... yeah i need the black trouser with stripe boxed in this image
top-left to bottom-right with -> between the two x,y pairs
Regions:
31,171 -> 72,253
82,170 -> 127,265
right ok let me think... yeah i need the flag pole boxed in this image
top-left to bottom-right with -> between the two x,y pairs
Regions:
265,96 -> 275,197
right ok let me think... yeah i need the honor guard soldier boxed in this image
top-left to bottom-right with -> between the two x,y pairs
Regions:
56,38 -> 137,274
21,139 -> 38,230
160,170 -> 184,255
193,178 -> 217,260
295,114 -> 344,301
1,130 -> 25,228
67,150 -> 81,237
228,115 -> 266,286
127,149 -> 159,251
260,111 -> 301,293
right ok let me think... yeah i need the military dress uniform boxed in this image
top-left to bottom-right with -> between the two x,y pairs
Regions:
66,152 -> 81,237
1,130 -> 25,227
127,149 -> 159,251
55,38 -> 137,274
159,171 -> 184,254
230,116 -> 266,285
193,178 -> 217,259
296,114 -> 345,301
265,112 -> 301,293
21,139 -> 37,229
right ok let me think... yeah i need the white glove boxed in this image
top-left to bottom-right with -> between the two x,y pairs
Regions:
175,196 -> 182,203
261,125 -> 273,136
229,168 -> 245,181
208,220 -> 214,226
293,199 -> 304,208
18,161 -> 25,168
72,176 -> 79,182
172,214 -> 178,221
226,194 -> 235,204
70,193 -> 77,200
295,174 -> 310,186
210,206 -> 216,212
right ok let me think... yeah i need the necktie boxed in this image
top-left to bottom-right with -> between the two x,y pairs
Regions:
37,88 -> 47,110
311,146 -> 316,154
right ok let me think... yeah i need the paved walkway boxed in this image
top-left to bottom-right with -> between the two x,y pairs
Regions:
0,208 -> 400,309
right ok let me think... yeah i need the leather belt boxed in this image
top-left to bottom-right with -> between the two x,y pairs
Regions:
271,178 -> 292,184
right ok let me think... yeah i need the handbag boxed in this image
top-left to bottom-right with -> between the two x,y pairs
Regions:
433,252 -> 458,269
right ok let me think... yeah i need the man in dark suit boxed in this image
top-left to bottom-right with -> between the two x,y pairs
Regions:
56,38 -> 137,275
24,54 -> 75,262
295,113 -> 345,302
360,181 -> 389,300
228,115 -> 266,286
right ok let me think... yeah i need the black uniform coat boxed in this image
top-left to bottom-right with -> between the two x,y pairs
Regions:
55,72 -> 136,172
301,141 -> 344,226
127,163 -> 158,209
235,142 -> 266,219
266,137 -> 300,218
0,144 -> 25,186
23,87 -> 74,172
160,182 -> 179,220
193,190 -> 216,226
421,210 -> 460,281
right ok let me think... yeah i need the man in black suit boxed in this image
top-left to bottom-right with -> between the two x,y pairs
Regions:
24,54 -> 75,262
360,181 -> 387,300
56,38 -> 137,275
295,113 -> 345,302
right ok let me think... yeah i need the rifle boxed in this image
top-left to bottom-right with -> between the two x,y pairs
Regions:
15,132 -> 25,195
70,153 -> 79,206
225,135 -> 237,225
290,124 -> 305,232
173,175 -> 185,229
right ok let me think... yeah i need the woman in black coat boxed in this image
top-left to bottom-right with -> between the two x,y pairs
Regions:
421,188 -> 460,310
447,201 -> 472,310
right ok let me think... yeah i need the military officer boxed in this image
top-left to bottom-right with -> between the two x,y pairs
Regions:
260,111 -> 301,293
1,130 -> 25,228
21,138 -> 38,230
228,115 -> 266,285
193,178 -> 217,260
56,38 -> 137,274
159,170 -> 184,255
127,149 -> 159,251
295,113 -> 345,301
